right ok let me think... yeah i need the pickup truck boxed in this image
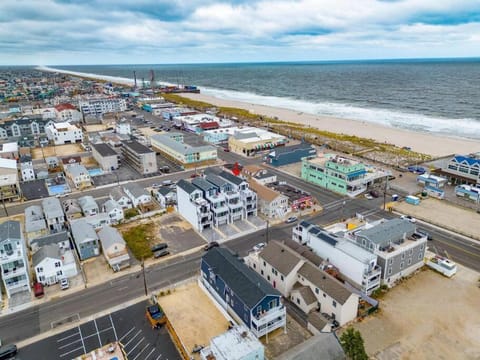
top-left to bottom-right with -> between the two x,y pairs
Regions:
146,304 -> 167,329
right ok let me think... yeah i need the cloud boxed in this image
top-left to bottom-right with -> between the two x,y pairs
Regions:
0,0 -> 479,64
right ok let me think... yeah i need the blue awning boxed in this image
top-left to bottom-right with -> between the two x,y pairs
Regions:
347,169 -> 367,179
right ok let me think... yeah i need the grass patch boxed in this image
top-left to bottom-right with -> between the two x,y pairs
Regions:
124,208 -> 139,220
122,224 -> 153,260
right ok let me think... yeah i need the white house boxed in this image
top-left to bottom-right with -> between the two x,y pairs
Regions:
154,187 -> 177,208
42,197 -> 66,233
33,244 -> 78,285
24,205 -> 48,240
20,162 -> 35,182
78,195 -> 99,216
109,187 -> 132,209
248,180 -> 289,218
45,122 -> 83,145
54,103 -> 82,123
98,226 -> 130,272
102,199 -> 124,224
123,183 -> 152,208
64,164 -> 92,190
176,179 -> 213,232
0,221 -> 31,299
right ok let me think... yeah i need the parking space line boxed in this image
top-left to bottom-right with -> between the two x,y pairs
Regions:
58,338 -> 82,350
127,337 -> 145,356
124,330 -> 142,347
59,345 -> 84,358
143,348 -> 156,360
132,344 -> 150,360
93,319 -> 102,347
109,314 -> 118,341
57,329 -> 81,343
77,326 -> 87,354
155,355 -> 162,360
119,327 -> 135,342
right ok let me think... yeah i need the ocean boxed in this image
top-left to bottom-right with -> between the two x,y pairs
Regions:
51,59 -> 480,140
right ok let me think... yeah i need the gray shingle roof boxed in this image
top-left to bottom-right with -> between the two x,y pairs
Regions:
30,231 -> 69,249
292,283 -> 317,305
32,244 -> 61,267
259,241 -> 303,276
298,263 -> 354,305
218,170 -> 244,186
25,205 -> 46,233
78,196 -> 98,212
98,225 -> 125,250
276,333 -> 346,360
66,164 -> 89,178
123,183 -> 148,198
42,197 -> 64,219
109,186 -> 126,201
205,173 -> 229,189
203,247 -> 280,308
103,199 -> 121,213
0,220 -> 21,242
192,177 -> 217,193
177,179 -> 199,194
70,219 -> 98,244
357,218 -> 415,248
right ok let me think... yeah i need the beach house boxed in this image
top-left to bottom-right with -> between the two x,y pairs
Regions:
70,219 -> 100,260
98,226 -> 130,272
33,244 -> 78,285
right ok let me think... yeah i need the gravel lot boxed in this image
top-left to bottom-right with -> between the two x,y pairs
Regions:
351,265 -> 480,359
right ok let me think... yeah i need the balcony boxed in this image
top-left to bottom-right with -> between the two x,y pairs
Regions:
251,305 -> 286,338
2,265 -> 26,279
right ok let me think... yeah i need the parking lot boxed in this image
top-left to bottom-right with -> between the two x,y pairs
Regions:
19,301 -> 180,360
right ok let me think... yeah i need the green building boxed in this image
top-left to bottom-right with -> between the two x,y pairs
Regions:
301,154 -> 372,197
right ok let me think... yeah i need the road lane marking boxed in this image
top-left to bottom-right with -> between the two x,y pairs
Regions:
143,348 -> 156,360
59,345 -> 84,358
78,326 -> 87,354
93,319 -> 102,347
109,314 -> 118,341
124,330 -> 142,348
117,286 -> 129,291
132,344 -> 150,360
127,337 -> 145,355
119,327 -> 135,342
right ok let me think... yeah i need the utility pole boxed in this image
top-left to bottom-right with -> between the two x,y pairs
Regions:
265,220 -> 270,243
141,258 -> 148,296
383,175 -> 389,211
1,192 -> 8,217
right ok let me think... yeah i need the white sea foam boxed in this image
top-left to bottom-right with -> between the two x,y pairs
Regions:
201,86 -> 480,140
38,66 -> 480,140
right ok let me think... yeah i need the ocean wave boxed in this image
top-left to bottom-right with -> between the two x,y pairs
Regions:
201,86 -> 480,140
38,66 -> 480,140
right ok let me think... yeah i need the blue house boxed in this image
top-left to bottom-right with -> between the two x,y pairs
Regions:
201,247 -> 286,338
266,142 -> 317,167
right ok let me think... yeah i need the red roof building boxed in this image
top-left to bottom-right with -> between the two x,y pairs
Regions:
54,103 -> 76,112
198,121 -> 219,131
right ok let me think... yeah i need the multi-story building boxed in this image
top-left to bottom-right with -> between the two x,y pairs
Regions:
121,140 -> 157,175
24,205 -> 48,240
192,177 -> 230,226
150,133 -> 217,169
109,187 -> 132,209
45,122 -> 83,145
79,97 -> 127,116
64,164 -> 92,190
248,180 -> 289,219
436,154 -> 480,186
70,219 -> 100,260
217,171 -> 257,217
301,154 -> 389,197
348,218 -> 428,286
91,143 -> 119,172
201,247 -> 286,338
0,158 -> 20,201
20,155 -> 35,182
204,173 -> 244,222
0,220 -> 31,299
0,116 -> 53,140
54,103 -> 82,122
78,195 -> 99,216
246,241 -> 359,326
98,226 -> 130,272
176,179 -> 213,232
33,244 -> 78,285
0,142 -> 18,160
228,128 -> 287,157
42,197 -> 66,233
122,183 -> 153,209
293,221 -> 381,294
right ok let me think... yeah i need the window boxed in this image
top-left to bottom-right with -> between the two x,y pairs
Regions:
280,275 -> 284,281
57,271 -> 63,276
418,253 -> 423,260
388,268 -> 392,275
37,267 -> 43,273
400,262 -> 404,269
401,253 -> 405,260
323,293 -> 326,298
407,258 -> 412,265
263,261 -> 266,267
269,299 -> 276,309
296,298 -> 300,305
388,259 -> 393,265
253,263 -> 256,269
55,262 -> 61,268
261,270 -> 264,275
332,300 -> 337,308
315,288 -> 319,294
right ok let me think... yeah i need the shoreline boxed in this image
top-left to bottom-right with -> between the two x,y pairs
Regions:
180,93 -> 480,157
39,66 -> 480,157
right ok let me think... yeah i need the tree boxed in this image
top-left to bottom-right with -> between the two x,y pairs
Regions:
340,327 -> 369,360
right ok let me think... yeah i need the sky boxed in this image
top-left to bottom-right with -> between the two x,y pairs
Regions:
1,0 -> 480,65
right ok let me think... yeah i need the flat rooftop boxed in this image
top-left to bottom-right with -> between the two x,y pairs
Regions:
306,153 -> 361,167
157,282 -> 230,359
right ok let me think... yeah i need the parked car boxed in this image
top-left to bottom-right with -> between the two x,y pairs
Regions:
60,278 -> 69,290
151,183 -> 161,189
33,282 -> 44,298
253,242 -> 266,252
417,229 -> 432,240
162,180 -> 173,186
151,243 -> 168,253
0,344 -> 17,360
204,241 -> 219,251
154,249 -> 170,258
223,148 -> 230,152
190,173 -> 200,179
401,215 -> 417,223
364,193 -> 374,200
369,190 -> 380,198
285,216 -> 298,224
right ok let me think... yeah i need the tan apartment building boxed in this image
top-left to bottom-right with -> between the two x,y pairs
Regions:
121,140 -> 157,175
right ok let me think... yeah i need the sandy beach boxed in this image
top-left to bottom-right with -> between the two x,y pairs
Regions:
181,93 -> 480,157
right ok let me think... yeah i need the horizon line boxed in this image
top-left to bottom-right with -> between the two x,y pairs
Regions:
2,55 -> 480,67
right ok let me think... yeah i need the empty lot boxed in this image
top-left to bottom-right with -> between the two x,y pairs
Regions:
351,265 -> 480,359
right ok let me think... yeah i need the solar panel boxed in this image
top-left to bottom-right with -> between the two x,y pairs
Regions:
318,232 -> 338,246
308,226 -> 321,235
